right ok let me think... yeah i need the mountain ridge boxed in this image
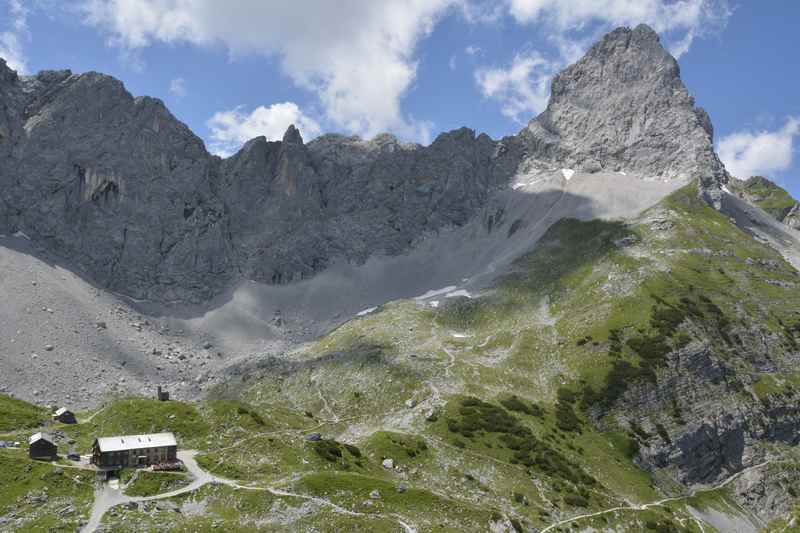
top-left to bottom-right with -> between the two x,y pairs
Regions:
0,24 -> 727,304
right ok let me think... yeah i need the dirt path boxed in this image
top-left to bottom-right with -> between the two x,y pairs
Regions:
539,460 -> 775,533
81,450 -> 417,533
82,405 -> 108,423
316,386 -> 340,423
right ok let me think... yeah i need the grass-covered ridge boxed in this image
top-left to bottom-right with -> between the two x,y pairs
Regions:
0,392 -> 48,432
732,175 -> 798,220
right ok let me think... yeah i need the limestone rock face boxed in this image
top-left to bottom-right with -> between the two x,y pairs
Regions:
522,25 -> 727,202
783,203 -> 800,229
0,25 -> 730,302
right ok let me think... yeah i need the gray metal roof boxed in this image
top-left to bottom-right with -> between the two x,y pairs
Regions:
95,432 -> 176,453
29,432 -> 54,445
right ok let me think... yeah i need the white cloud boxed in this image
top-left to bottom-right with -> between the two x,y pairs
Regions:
718,117 -> 799,179
465,45 -> 482,56
448,55 -> 457,70
506,0 -> 731,58
168,77 -> 185,98
0,0 -> 30,73
80,0 -> 457,142
206,102 -> 322,157
475,51 -> 557,122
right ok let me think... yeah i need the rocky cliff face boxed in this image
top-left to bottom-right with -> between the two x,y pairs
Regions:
523,24 -> 727,203
0,24 -> 727,303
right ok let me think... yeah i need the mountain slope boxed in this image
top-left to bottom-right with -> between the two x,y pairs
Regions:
206,180 -> 800,531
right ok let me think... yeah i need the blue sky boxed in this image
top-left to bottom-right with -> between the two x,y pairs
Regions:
1,1 -> 798,196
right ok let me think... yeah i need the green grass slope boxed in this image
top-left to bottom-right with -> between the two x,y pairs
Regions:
0,393 -> 48,432
731,175 -> 799,221
0,448 -> 94,531
219,180 -> 800,531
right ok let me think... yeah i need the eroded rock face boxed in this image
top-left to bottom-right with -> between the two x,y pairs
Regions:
783,203 -> 800,229
729,463 -> 800,524
0,25 -> 729,302
523,24 -> 727,203
610,338 -> 800,487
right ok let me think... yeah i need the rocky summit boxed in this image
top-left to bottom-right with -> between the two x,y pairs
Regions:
523,25 -> 727,194
2,24 -> 800,533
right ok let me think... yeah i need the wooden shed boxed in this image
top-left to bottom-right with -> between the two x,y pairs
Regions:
29,432 -> 58,460
53,407 -> 77,424
91,432 -> 177,469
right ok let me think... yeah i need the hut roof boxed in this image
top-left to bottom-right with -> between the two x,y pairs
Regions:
95,432 -> 176,453
29,432 -> 54,445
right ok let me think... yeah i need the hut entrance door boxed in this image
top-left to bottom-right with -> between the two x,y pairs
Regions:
137,455 -> 147,466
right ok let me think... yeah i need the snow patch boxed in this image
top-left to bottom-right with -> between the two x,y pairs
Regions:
721,185 -> 732,194
617,171 -> 627,176
12,231 -> 30,240
561,168 -> 575,181
512,175 -> 543,190
429,300 -> 440,308
414,286 -> 458,300
445,289 -> 472,299
452,333 -> 471,338
356,307 -> 378,317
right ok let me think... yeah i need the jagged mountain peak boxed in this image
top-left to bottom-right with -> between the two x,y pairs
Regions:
555,23 -> 678,94
282,123 -> 304,144
522,24 -> 727,204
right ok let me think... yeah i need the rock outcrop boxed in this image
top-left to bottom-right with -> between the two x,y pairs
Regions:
0,24 -> 729,303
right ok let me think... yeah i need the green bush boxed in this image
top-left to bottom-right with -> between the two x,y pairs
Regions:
312,439 -> 343,462
555,399 -> 582,433
563,494 -> 588,507
445,398 -> 594,487
500,396 -> 543,417
343,443 -> 361,457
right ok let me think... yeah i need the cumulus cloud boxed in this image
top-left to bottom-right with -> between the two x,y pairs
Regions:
718,118 -> 799,179
206,102 -> 322,157
168,77 -> 186,98
0,0 -> 30,73
475,51 -> 557,122
80,0 -> 456,142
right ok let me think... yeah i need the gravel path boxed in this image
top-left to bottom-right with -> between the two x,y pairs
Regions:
81,450 -> 417,533
538,460 -> 775,533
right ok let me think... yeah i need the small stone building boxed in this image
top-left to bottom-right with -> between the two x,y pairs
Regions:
29,432 -> 58,460
91,432 -> 177,469
53,407 -> 77,424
